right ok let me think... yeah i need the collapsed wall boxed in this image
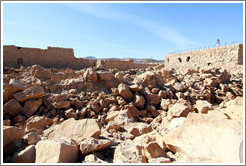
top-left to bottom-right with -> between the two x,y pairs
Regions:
3,45 -> 156,70
164,44 -> 243,74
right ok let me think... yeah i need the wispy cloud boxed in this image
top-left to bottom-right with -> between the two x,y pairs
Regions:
4,20 -> 54,33
66,3 -> 196,48
77,35 -> 163,59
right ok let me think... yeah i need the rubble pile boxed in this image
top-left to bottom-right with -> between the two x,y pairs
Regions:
2,64 -> 243,163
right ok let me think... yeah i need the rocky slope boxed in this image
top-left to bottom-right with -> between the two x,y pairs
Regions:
2,64 -> 243,163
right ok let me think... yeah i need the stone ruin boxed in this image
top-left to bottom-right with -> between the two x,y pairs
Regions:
3,45 -> 156,71
2,44 -> 244,163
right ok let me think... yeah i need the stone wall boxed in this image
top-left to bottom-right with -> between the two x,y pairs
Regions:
164,44 -> 243,74
3,45 -> 156,70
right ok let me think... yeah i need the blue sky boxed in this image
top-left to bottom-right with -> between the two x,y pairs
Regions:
3,2 -> 244,60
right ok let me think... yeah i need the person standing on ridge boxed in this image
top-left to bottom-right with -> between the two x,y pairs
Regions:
217,39 -> 220,47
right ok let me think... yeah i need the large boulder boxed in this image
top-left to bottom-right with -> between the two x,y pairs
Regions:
43,118 -> 101,143
3,126 -> 24,148
195,100 -> 213,113
30,65 -> 53,78
134,95 -> 145,109
118,83 -> 134,102
79,138 -> 111,156
124,122 -> 152,137
97,71 -> 115,81
167,101 -> 191,120
25,116 -> 53,131
113,140 -> 147,163
163,112 -> 243,163
220,97 -> 243,124
144,88 -> 160,105
22,99 -> 42,117
3,99 -> 23,116
14,86 -> 44,103
35,139 -> 78,163
3,79 -> 27,103
83,68 -> 98,82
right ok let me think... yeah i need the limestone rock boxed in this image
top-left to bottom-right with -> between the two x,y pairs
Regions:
124,122 -> 152,137
167,102 -> 190,120
160,99 -> 172,111
79,137 -> 111,156
3,126 -> 24,148
148,157 -> 171,163
113,140 -> 147,163
23,99 -> 42,117
163,112 -> 243,163
83,154 -> 108,163
143,142 -> 167,160
134,95 -> 145,109
14,86 -> 44,103
144,88 -> 160,105
195,100 -> 213,113
3,99 -> 23,116
118,83 -> 134,102
3,79 -> 27,103
65,108 -> 77,119
52,101 -> 70,109
83,68 -> 98,82
220,96 -> 243,124
35,139 -> 78,163
97,71 -> 115,81
43,118 -> 101,143
173,82 -> 186,92
25,116 -> 53,131
12,145 -> 36,163
23,132 -> 41,145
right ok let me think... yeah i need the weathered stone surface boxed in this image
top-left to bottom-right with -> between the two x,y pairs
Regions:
3,79 -> 27,103
23,99 -> 42,117
83,68 -> 98,82
3,126 -> 24,148
143,142 -> 167,159
173,82 -> 185,92
124,122 -> 152,137
12,145 -> 36,163
79,138 -> 111,156
97,71 -> 115,81
14,86 -> 44,102
35,139 -> 78,163
220,97 -> 243,124
25,116 -> 53,131
144,88 -> 160,105
195,100 -> 213,113
23,132 -> 41,145
160,99 -> 172,111
13,115 -> 26,124
43,118 -> 101,143
83,153 -> 108,163
168,117 -> 186,130
113,140 -> 147,163
118,83 -> 134,102
134,95 -> 145,109
163,112 -> 243,163
3,99 -> 22,116
167,102 -> 190,120
65,108 -> 77,119
52,101 -> 70,109
148,157 -> 171,163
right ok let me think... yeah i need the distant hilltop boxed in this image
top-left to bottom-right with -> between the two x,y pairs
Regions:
83,56 -> 164,64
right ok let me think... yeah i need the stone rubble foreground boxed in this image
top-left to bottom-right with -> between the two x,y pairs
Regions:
2,64 -> 243,163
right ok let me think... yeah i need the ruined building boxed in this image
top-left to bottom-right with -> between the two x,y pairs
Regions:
3,45 -> 155,70
164,44 -> 243,74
